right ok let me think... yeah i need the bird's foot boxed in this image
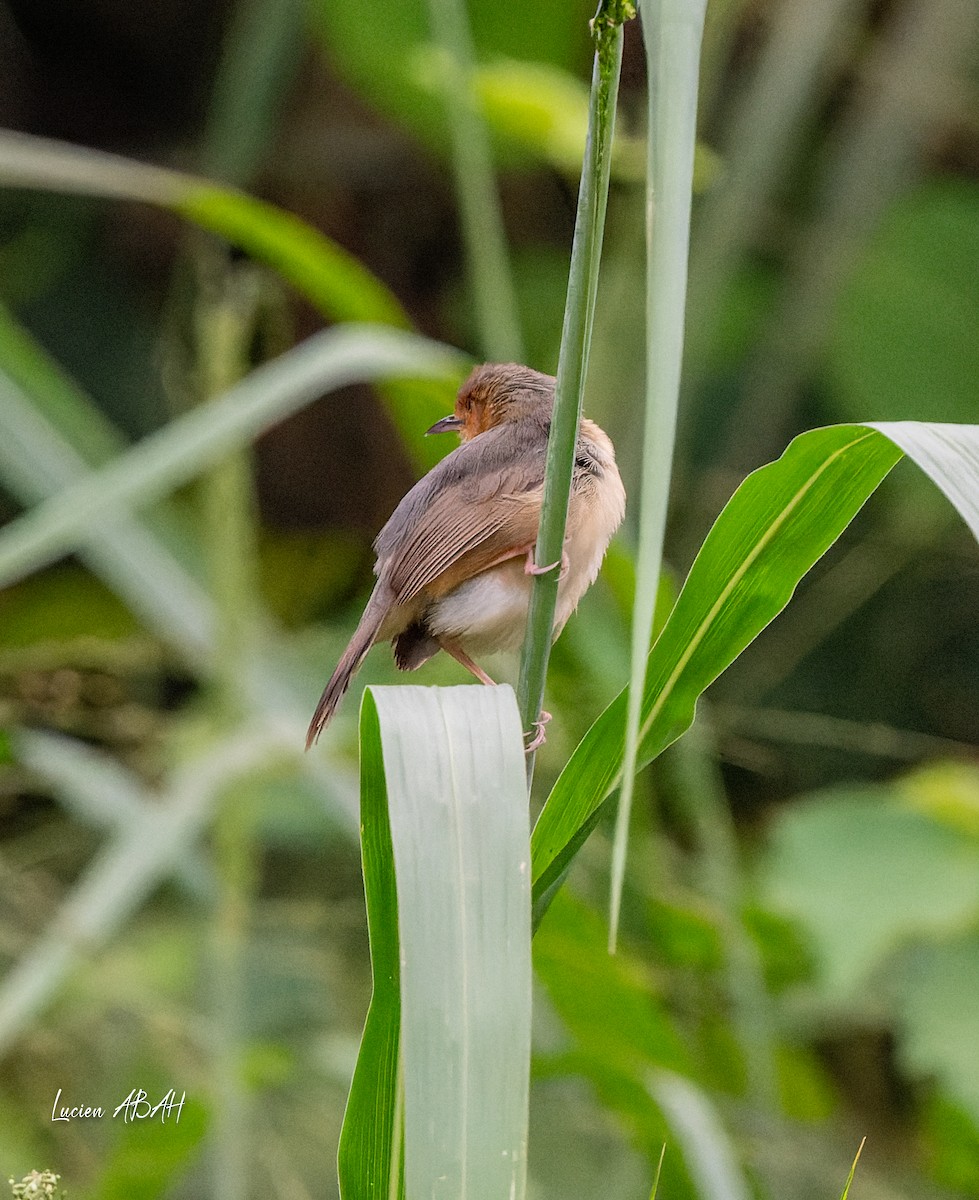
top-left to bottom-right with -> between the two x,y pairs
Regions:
524,709 -> 552,753
524,549 -> 570,580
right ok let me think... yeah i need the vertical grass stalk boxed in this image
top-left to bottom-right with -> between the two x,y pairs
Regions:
517,0 -> 630,782
609,0 -> 708,948
198,264 -> 264,1200
426,0 -> 523,362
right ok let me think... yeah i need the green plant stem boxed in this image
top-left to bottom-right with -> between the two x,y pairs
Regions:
426,0 -> 522,362
197,263 -> 264,711
197,265 -> 264,1200
211,775 -> 257,1200
609,0 -> 707,949
517,1 -> 628,784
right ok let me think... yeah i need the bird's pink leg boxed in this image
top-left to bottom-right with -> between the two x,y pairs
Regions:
441,637 -> 551,751
439,639 -> 497,686
524,709 -> 552,752
524,547 -> 570,580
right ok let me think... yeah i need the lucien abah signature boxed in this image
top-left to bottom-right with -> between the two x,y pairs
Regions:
51,1087 -> 186,1123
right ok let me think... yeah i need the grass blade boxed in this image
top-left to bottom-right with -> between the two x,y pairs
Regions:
648,1144 -> 666,1200
0,723 -> 287,1055
0,130 -> 408,328
12,729 -> 213,901
341,685 -> 530,1200
839,1137 -> 866,1200
610,0 -> 708,948
0,131 -> 462,472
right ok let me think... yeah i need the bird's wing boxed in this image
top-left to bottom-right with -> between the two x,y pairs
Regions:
376,428 -> 546,604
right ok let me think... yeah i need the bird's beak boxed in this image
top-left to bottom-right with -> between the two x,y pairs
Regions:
425,413 -> 465,436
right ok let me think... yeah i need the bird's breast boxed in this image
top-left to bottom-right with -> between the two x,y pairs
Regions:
425,560 -> 533,656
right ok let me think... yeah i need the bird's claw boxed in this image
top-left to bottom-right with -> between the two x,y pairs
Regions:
524,550 -> 570,580
524,709 -> 552,753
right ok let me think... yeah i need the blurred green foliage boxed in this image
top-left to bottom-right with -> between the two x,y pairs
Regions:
829,180 -> 979,423
1,0 -> 978,1197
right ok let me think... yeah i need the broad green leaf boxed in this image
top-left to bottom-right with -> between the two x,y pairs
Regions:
0,324 -> 464,589
534,891 -> 690,1078
413,54 -> 646,181
761,788 -> 979,999
533,890 -> 749,1200
471,57 -> 594,173
531,420 -> 979,917
341,685 -> 530,1200
530,424 -> 902,911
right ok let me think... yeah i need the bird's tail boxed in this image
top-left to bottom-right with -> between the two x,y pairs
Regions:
305,589 -> 390,750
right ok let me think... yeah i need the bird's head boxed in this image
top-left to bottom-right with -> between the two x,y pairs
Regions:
427,363 -> 555,441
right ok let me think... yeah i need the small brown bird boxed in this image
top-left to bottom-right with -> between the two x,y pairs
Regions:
305,362 -> 625,749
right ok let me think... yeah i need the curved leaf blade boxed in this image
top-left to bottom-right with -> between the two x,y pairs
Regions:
870,421 -> 979,541
531,424 -> 904,909
0,131 -> 462,472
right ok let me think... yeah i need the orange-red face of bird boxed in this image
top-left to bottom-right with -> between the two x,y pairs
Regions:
426,363 -> 555,441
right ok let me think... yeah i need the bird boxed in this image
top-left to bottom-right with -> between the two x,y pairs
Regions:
305,362 -> 626,750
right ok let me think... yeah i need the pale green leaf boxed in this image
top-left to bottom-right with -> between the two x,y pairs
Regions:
870,421 -> 979,542
648,1072 -> 752,1200
341,685 -> 530,1200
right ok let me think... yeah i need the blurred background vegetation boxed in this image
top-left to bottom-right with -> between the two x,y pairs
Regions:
1,0 -> 978,1196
